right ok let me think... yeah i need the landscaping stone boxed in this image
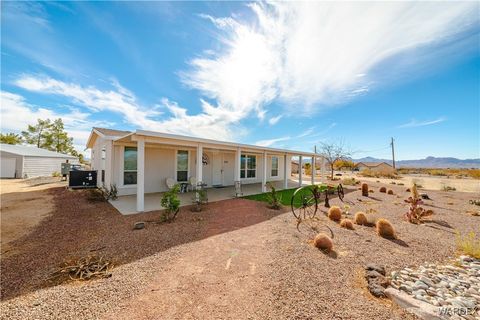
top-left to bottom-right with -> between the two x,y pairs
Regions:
133,222 -> 145,230
387,256 -> 480,319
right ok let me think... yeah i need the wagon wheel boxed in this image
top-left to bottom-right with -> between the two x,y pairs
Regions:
337,183 -> 345,202
291,186 -> 318,220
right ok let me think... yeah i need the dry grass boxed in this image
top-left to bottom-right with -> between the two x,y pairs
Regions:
397,168 -> 480,179
456,231 -> 480,258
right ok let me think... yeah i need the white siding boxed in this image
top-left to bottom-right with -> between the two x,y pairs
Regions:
0,152 -> 24,178
23,156 -> 78,178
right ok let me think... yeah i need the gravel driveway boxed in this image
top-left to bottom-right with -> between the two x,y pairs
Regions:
1,182 -> 478,319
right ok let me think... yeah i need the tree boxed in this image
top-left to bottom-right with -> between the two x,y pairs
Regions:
0,133 -> 22,145
47,118 -> 75,154
319,141 -> 352,179
22,119 -> 52,148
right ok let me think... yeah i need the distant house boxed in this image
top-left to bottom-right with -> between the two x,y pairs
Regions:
355,161 -> 394,173
0,144 -> 78,178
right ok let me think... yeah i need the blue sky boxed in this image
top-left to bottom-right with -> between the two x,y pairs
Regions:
1,1 -> 479,160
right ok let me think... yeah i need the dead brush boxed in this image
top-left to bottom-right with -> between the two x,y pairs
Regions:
50,256 -> 113,282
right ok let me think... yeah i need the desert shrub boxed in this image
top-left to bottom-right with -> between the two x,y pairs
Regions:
369,189 -> 374,193
387,189 -> 394,195
52,171 -> 61,177
442,185 -> 456,192
313,233 -> 333,252
379,187 -> 387,193
340,218 -> 354,230
354,212 -> 368,225
328,206 -> 342,221
376,218 -> 396,239
86,188 -> 108,202
390,181 -> 396,185
105,184 -> 118,200
406,188 -> 410,192
359,169 -> 399,179
343,204 -> 351,215
342,177 -> 359,186
265,182 -> 282,210
361,183 -> 369,197
160,184 -> 181,222
397,182 -> 404,186
470,200 -> 480,206
455,231 -> 480,259
404,184 -> 432,224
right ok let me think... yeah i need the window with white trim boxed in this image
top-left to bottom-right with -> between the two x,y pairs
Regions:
124,147 -> 137,185
271,156 -> 279,177
176,150 -> 189,182
240,154 -> 256,178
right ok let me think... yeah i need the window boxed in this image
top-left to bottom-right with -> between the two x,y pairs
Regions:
124,147 -> 137,185
271,156 -> 279,177
240,155 -> 256,179
176,150 -> 189,182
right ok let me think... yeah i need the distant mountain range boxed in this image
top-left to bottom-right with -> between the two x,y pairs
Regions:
353,156 -> 480,169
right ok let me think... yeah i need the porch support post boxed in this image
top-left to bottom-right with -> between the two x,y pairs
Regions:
196,144 -> 203,183
136,137 -> 145,212
298,155 -> 303,187
234,148 -> 241,181
311,156 -> 315,185
262,151 -> 267,192
283,154 -> 288,189
104,140 -> 113,188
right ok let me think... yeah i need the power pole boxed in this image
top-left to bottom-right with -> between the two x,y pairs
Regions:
390,137 -> 396,169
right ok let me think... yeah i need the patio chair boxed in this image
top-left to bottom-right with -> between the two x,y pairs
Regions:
234,181 -> 243,197
165,178 -> 176,190
188,176 -> 197,191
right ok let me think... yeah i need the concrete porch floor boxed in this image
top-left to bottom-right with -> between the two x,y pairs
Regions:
110,178 -> 318,215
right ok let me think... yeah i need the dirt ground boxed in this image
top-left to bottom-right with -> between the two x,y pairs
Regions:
1,180 -> 479,319
0,178 -> 66,257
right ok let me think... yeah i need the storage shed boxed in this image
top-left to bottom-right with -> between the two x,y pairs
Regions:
0,144 -> 78,178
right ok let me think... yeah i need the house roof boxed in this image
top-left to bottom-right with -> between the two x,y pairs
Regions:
355,161 -> 392,168
93,127 -> 131,137
87,127 -> 319,157
0,144 -> 77,158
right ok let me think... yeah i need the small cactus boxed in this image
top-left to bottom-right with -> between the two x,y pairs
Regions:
376,218 -> 396,239
354,212 -> 368,225
313,233 -> 333,252
387,189 -> 394,195
379,187 -> 387,193
340,218 -> 355,230
328,206 -> 342,221
361,183 -> 369,197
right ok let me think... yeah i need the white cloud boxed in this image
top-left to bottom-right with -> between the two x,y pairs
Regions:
14,75 -> 246,141
268,114 -> 282,125
397,117 -> 446,128
0,91 -> 109,154
183,2 -> 478,115
255,136 -> 291,147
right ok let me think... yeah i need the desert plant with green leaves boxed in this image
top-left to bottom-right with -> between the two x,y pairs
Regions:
404,184 -> 432,224
455,231 -> 480,259
160,184 -> 181,222
266,182 -> 282,210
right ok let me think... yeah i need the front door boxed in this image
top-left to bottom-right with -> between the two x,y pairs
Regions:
212,153 -> 223,186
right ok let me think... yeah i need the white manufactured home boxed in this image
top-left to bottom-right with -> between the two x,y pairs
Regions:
0,144 -> 78,178
86,128 -> 325,213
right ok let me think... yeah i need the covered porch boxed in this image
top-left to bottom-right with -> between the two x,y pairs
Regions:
110,179 -> 317,215
110,130 -> 325,214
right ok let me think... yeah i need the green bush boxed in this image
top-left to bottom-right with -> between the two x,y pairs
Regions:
266,182 -> 282,210
160,185 -> 181,222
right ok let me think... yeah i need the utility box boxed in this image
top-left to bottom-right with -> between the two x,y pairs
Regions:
69,170 -> 97,188
61,162 -> 72,176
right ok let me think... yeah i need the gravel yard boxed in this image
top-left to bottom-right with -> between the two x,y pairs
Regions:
1,181 -> 479,319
